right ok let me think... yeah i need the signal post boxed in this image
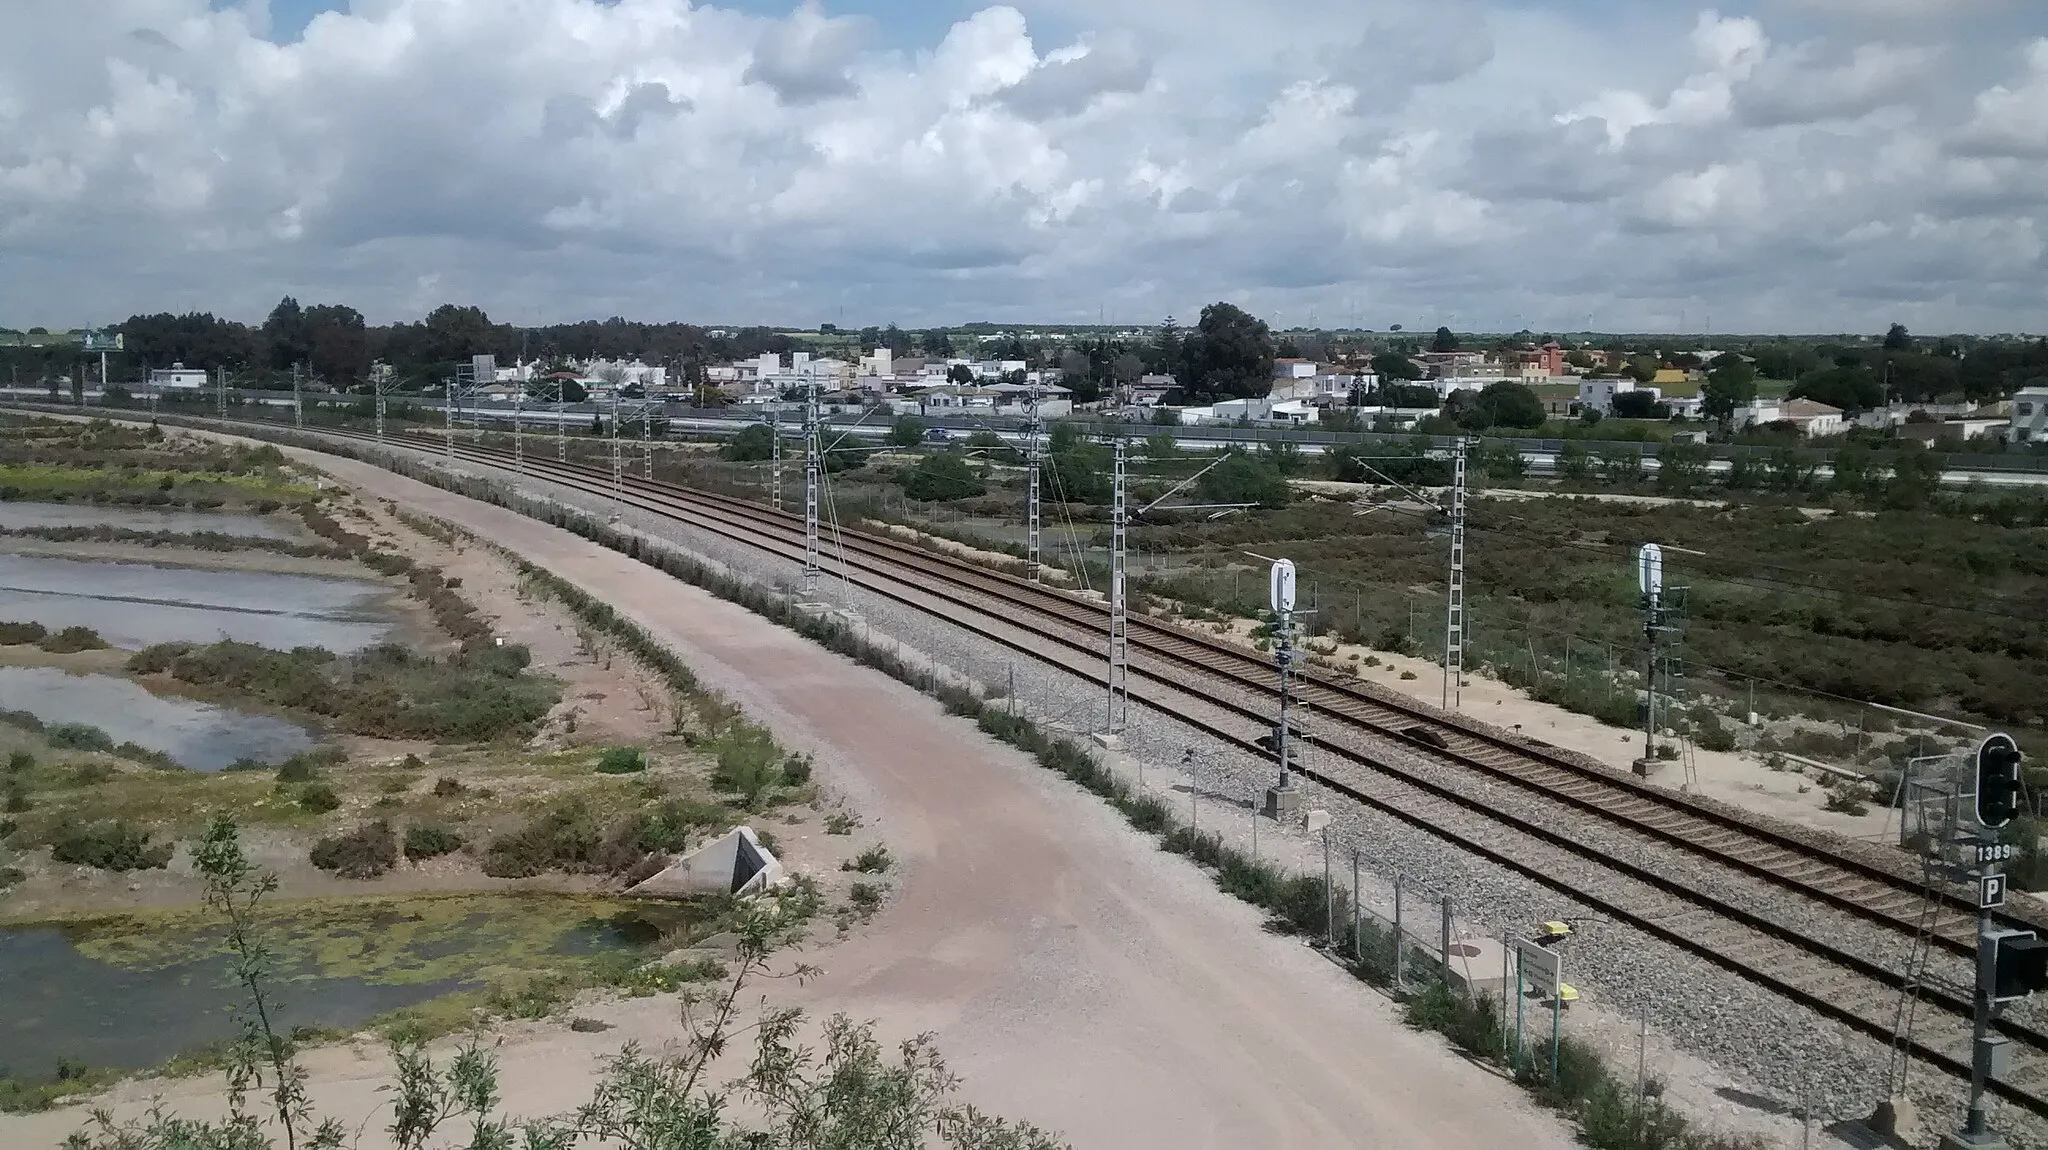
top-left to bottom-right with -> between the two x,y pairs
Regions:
1942,733 -> 2044,1150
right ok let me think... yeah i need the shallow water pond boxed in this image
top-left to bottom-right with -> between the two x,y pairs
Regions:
0,896 -> 680,1082
0,503 -> 298,539
0,666 -> 313,771
0,553 -> 394,652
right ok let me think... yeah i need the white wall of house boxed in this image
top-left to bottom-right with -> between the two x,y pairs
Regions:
147,364 -> 209,390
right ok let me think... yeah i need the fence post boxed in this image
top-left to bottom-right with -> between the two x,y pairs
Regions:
1322,826 -> 1334,946
1352,849 -> 1362,962
1392,875 -> 1405,988
1441,895 -> 1453,973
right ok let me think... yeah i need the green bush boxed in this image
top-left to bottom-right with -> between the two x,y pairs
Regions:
309,820 -> 399,878
298,783 -> 342,814
712,725 -> 782,809
0,621 -> 48,645
129,638 -> 558,742
37,626 -> 109,654
780,753 -> 813,787
402,821 -> 464,860
629,797 -> 729,855
49,820 -> 172,871
275,755 -> 322,783
595,747 -> 647,775
432,775 -> 465,797
1822,786 -> 1870,816
481,799 -> 605,878
45,723 -> 114,753
1693,715 -> 1737,753
899,452 -> 985,502
5,752 -> 30,774
843,845 -> 892,874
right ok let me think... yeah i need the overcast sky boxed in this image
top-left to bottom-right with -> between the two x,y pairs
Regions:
3,0 -> 2044,334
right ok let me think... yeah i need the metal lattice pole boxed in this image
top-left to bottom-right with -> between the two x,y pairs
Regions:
609,392 -> 622,498
444,378 -> 454,459
1276,603 -> 1295,794
556,393 -> 566,462
641,401 -> 652,480
514,386 -> 524,473
1107,438 -> 1129,733
292,363 -> 303,429
1026,381 -> 1043,580
217,366 -> 226,421
1443,435 -> 1469,709
803,379 -> 821,598
375,384 -> 386,443
770,401 -> 783,512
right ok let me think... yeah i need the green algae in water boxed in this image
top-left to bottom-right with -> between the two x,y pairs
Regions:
1,894 -> 706,1084
63,894 -> 690,986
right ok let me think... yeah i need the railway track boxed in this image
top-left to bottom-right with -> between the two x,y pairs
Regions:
67,408 -> 2048,1119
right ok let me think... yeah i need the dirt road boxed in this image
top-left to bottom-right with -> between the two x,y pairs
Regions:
4,450 -> 1576,1148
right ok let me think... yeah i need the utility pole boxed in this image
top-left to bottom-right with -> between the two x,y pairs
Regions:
216,365 -> 226,422
1639,544 -> 1664,767
556,390 -> 566,462
1105,438 -> 1129,735
443,378 -> 454,460
1026,378 -> 1044,580
374,380 -> 387,443
1266,558 -> 1302,818
291,363 -> 303,429
770,399 -> 784,512
1443,436 -> 1470,710
803,378 -> 821,599
514,382 -> 524,473
641,399 -> 652,480
609,391 -> 623,498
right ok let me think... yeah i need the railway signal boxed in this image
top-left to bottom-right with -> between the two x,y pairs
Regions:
1987,929 -> 2048,1003
1975,733 -> 2024,831
1949,735 -> 2034,1150
1264,558 -> 1301,818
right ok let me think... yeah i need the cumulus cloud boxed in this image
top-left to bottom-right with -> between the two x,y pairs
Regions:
996,33 -> 1151,121
1738,41 -> 1939,125
0,0 -> 2044,332
1954,38 -> 2048,157
743,2 -> 867,105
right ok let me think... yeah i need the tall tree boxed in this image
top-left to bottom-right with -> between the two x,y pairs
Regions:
419,304 -> 497,366
1702,358 -> 1757,422
1182,302 -> 1276,399
1152,315 -> 1183,376
1430,326 -> 1459,354
303,304 -> 369,388
1883,322 -> 1912,352
261,296 -> 309,371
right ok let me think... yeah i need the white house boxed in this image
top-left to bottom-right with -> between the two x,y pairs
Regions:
918,385 -> 999,413
987,381 -> 1073,418
1578,378 -> 1639,415
147,363 -> 209,390
858,347 -> 893,378
584,358 -> 667,391
1272,358 -> 1318,380
2009,386 -> 2048,447
1777,398 -> 1844,437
